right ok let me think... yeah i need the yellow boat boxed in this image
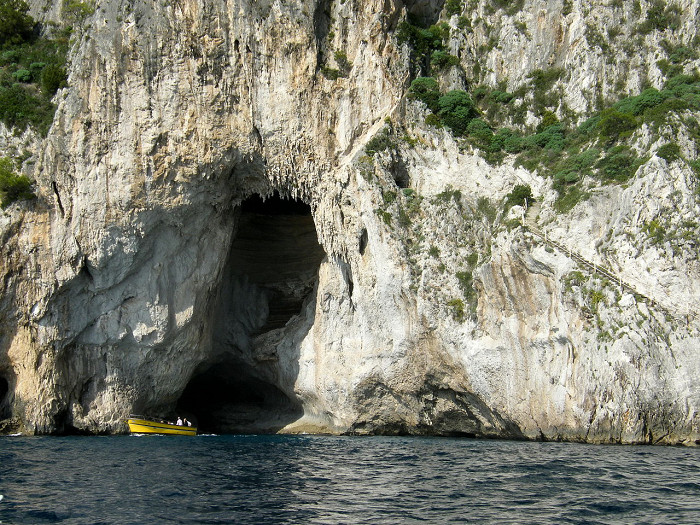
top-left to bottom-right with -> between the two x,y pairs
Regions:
126,415 -> 197,436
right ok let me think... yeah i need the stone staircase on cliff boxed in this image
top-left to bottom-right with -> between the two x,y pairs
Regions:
521,201 -> 674,319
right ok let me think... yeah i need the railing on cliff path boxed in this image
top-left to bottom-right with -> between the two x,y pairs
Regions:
520,201 -> 676,319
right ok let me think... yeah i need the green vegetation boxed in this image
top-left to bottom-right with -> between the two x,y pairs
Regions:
437,90 -> 478,135
638,215 -> 698,256
562,0 -> 573,16
595,146 -> 644,182
589,289 -> 606,313
430,50 -> 459,71
376,208 -> 392,226
636,0 -> 682,35
333,50 -> 351,77
0,0 -> 69,135
365,125 -> 397,156
321,50 -> 352,81
0,0 -> 34,46
504,184 -> 534,210
62,0 -> 95,27
402,188 -> 422,218
554,185 -> 590,214
382,189 -> 397,205
408,77 -> 441,113
398,4 -> 699,216
447,298 -> 466,321
397,18 -> 456,76
642,219 -> 666,244
0,156 -> 34,207
486,0 -> 525,16
356,155 -> 375,182
476,196 -> 497,223
526,68 -> 565,114
465,71 -> 698,210
321,66 -> 339,80
452,250 -> 481,320
410,82 -> 479,136
445,0 -> 463,17
563,270 -> 587,292
596,109 -> 636,143
433,185 -> 462,205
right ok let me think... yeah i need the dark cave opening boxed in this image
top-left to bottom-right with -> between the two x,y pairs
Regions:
230,193 -> 325,333
0,375 -> 9,419
176,192 -> 324,433
404,0 -> 445,27
359,228 -> 368,255
177,357 -> 302,434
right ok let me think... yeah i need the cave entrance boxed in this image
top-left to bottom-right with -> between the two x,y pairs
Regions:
177,357 -> 303,434
231,194 -> 324,333
405,0 -> 445,27
177,192 -> 324,433
0,375 -> 9,419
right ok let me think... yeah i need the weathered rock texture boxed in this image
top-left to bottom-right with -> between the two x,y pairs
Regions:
0,0 -> 698,443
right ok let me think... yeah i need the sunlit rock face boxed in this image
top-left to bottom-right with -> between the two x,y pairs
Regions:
0,0 -> 698,443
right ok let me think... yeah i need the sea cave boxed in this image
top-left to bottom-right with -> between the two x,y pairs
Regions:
176,193 -> 325,433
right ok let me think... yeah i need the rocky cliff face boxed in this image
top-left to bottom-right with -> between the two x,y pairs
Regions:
0,0 -> 698,443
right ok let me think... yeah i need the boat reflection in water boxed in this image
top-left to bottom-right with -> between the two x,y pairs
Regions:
126,415 -> 197,436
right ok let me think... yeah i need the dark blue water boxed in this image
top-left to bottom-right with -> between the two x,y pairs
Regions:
1,435 -> 699,524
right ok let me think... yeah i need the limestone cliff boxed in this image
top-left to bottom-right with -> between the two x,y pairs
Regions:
0,0 -> 698,444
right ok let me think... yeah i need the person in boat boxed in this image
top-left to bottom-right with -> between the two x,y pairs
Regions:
176,416 -> 183,426
183,418 -> 191,427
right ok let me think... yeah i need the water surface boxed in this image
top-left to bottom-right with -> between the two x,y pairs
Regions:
1,435 -> 698,524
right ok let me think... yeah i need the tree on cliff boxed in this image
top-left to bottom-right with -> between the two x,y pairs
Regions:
438,90 -> 478,136
0,156 -> 34,207
0,0 -> 35,46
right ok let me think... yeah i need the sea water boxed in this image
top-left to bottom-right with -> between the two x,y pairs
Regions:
0,434 -> 698,524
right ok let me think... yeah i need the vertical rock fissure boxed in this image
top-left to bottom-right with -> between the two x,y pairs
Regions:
0,375 -> 9,419
177,192 -> 325,433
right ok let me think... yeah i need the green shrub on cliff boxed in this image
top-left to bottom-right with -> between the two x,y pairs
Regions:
11,68 -> 30,82
636,0 -> 682,34
596,109 -> 638,143
62,0 -> 95,26
401,29 -> 699,209
656,142 -> 681,163
0,0 -> 34,46
333,50 -> 351,76
0,83 -> 56,134
430,50 -> 459,71
366,126 -> 396,156
40,63 -> 67,95
504,184 -> 534,210
437,90 -> 478,135
595,146 -> 643,182
490,0 -> 525,16
447,298 -> 466,322
0,156 -> 34,207
445,0 -> 463,17
397,20 -> 449,75
409,76 -> 441,113
465,118 -> 494,150
0,1 -> 69,134
614,88 -> 667,115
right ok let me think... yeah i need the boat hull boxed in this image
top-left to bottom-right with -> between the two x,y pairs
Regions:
127,417 -> 197,436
